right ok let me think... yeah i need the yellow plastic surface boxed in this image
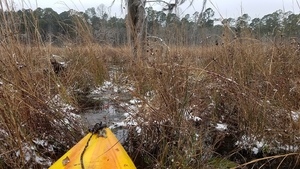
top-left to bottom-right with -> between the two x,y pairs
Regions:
49,128 -> 136,169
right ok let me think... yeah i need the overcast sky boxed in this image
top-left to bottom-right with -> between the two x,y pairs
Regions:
16,0 -> 299,19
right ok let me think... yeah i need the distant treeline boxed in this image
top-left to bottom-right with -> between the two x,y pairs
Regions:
1,6 -> 300,46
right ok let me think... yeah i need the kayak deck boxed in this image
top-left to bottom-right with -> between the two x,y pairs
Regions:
49,127 -> 136,169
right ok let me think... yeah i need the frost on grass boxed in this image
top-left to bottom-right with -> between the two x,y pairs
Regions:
91,79 -> 134,95
235,133 -> 299,155
15,143 -> 52,167
40,94 -> 84,166
109,98 -> 141,132
184,106 -> 202,122
0,91 -> 85,168
47,94 -> 81,127
235,135 -> 265,155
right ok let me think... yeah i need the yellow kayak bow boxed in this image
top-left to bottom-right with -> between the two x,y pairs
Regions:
49,124 -> 136,169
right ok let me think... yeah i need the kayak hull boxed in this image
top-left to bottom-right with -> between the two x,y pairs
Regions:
49,128 -> 136,169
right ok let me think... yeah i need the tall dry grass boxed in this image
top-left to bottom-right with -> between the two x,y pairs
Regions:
0,2 -> 109,168
1,0 -> 300,168
122,30 -> 300,168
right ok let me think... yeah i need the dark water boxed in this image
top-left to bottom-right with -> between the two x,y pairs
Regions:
80,82 -> 134,143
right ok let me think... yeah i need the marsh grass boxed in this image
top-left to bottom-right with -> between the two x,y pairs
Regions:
122,32 -> 300,168
0,3 -> 109,168
1,0 -> 300,168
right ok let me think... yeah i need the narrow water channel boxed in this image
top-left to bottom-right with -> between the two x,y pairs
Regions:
80,80 -> 134,143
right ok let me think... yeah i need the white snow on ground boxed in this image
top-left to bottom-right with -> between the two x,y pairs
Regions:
86,78 -> 142,135
185,113 -> 202,122
279,145 -> 299,151
184,106 -> 202,122
235,135 -> 265,155
32,138 -> 46,146
216,123 -> 228,131
291,111 -> 300,121
129,99 -> 141,105
90,81 -> 113,94
16,143 -> 52,167
235,135 -> 299,154
109,106 -> 139,130
33,138 -> 54,152
120,97 -> 142,110
91,79 -> 135,94
252,147 -> 259,155
47,94 -> 76,112
234,134 -> 299,155
47,94 -> 81,126
123,112 -> 130,117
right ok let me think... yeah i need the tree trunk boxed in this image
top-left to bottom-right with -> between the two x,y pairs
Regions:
127,0 -> 147,60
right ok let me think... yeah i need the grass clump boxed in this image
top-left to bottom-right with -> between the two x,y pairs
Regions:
123,34 -> 300,168
0,3 -> 109,168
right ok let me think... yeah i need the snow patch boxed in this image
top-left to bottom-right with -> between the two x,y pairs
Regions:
129,99 -> 141,105
216,123 -> 228,131
15,143 -> 52,166
291,111 -> 300,121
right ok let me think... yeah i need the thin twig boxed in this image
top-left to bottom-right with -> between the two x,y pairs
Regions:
231,153 -> 299,169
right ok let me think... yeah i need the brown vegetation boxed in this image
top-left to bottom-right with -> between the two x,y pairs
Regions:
1,1 -> 300,169
123,38 -> 300,168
